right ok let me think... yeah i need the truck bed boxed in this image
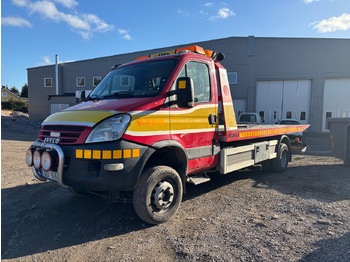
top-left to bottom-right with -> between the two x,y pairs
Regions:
219,124 -> 310,142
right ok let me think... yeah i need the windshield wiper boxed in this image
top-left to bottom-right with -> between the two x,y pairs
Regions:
85,94 -> 100,101
103,91 -> 134,98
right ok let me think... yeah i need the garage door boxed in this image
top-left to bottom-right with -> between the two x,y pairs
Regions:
322,79 -> 350,131
256,80 -> 311,125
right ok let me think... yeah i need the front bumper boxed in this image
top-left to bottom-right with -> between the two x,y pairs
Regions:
29,140 -> 153,192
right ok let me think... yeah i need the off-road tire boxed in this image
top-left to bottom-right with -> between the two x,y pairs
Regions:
271,143 -> 289,173
133,166 -> 183,225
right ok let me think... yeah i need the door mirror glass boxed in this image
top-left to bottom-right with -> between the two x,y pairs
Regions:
175,77 -> 194,108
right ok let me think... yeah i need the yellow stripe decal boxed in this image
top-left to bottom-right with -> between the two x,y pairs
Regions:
43,110 -> 119,127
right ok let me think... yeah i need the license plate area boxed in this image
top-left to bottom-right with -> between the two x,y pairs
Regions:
40,169 -> 58,181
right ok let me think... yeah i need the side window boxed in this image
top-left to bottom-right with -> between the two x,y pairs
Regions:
187,61 -> 211,104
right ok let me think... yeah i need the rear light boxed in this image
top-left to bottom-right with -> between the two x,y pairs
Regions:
26,148 -> 34,167
33,150 -> 42,169
41,151 -> 52,171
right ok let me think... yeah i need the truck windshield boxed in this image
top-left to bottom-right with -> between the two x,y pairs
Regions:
89,59 -> 177,99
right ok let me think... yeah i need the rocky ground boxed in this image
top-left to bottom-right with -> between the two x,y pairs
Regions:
1,112 -> 350,261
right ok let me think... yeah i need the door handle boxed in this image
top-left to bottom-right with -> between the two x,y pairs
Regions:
209,114 -> 217,125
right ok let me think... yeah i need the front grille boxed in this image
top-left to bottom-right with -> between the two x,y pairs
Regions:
38,125 -> 92,145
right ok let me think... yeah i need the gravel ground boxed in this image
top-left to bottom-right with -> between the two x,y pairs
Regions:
1,114 -> 350,261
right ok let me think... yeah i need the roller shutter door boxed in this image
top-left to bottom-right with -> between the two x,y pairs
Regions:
256,80 -> 311,125
322,79 -> 350,131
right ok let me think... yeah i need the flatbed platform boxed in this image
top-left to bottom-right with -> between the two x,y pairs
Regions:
219,124 -> 310,142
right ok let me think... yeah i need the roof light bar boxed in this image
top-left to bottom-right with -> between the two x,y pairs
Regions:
135,45 -> 214,61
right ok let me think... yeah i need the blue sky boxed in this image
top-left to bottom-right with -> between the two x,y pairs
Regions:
1,0 -> 350,91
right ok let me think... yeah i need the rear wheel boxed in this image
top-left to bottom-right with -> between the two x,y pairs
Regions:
133,166 -> 183,224
271,143 -> 289,173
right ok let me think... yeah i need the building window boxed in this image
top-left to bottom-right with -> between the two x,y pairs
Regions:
286,112 -> 292,119
93,76 -> 102,87
273,111 -> 277,120
76,77 -> 85,87
44,78 -> 52,87
227,72 -> 238,85
300,112 -> 306,121
2,92 -> 7,97
326,112 -> 332,119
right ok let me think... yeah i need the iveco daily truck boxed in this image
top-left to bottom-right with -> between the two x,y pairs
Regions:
26,45 -> 309,224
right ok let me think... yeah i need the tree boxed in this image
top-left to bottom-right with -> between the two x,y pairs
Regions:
10,87 -> 20,95
21,84 -> 28,98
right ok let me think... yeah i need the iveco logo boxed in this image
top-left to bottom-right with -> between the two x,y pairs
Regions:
44,138 -> 61,144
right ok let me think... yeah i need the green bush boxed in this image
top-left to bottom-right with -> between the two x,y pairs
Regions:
1,99 -> 28,113
1,101 -> 12,110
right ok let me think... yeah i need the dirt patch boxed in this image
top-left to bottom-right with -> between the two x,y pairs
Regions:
2,116 -> 350,261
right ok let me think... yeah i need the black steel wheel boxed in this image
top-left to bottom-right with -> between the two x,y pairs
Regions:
133,166 -> 183,224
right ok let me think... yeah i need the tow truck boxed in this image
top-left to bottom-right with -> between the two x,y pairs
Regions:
26,45 -> 309,224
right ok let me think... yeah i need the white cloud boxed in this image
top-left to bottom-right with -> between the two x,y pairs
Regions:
205,2 -> 214,7
118,29 -> 132,40
2,16 -> 32,27
29,1 -> 63,21
83,14 -> 113,32
12,0 -> 30,7
53,0 -> 78,8
311,13 -> 350,33
43,56 -> 53,64
12,0 -> 114,39
304,0 -> 320,3
218,7 -> 235,18
36,56 -> 53,66
177,9 -> 189,16
210,7 -> 235,20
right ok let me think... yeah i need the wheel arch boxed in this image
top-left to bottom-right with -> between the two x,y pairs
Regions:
141,140 -> 188,192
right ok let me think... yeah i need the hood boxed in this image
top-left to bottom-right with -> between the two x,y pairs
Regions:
42,97 -> 157,127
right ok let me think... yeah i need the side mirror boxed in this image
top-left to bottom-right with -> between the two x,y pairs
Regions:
175,77 -> 194,108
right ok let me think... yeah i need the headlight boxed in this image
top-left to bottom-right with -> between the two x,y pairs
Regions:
85,114 -> 131,143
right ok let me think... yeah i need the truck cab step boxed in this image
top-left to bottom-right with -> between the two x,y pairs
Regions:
187,174 -> 211,185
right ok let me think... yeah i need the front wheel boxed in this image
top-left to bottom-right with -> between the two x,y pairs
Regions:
133,166 -> 183,224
